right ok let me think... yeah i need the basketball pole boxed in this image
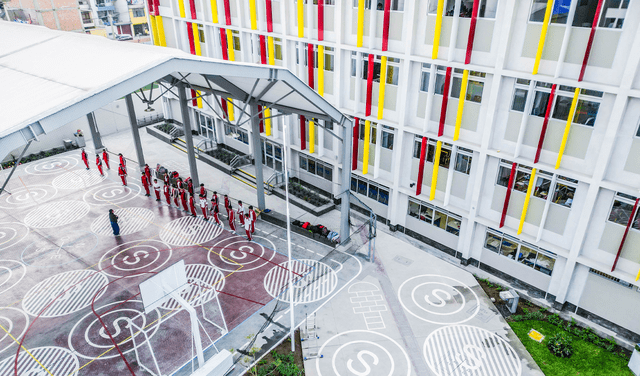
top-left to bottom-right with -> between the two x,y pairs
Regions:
282,115 -> 296,352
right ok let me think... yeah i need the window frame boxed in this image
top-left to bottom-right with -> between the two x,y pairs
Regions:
434,65 -> 486,103
407,198 -> 462,236
454,147 -> 473,175
300,153 -> 334,182
608,192 -> 640,230
351,174 -> 389,205
484,229 -> 557,275
427,0 -> 498,18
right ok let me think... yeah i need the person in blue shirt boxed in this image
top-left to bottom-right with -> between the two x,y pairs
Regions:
109,209 -> 120,236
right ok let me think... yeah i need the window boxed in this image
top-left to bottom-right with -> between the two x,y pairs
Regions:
232,30 -> 241,51
351,51 -> 357,77
198,24 -> 205,43
420,63 -> 431,92
323,46 -> 335,71
359,120 -> 377,144
435,66 -> 486,103
351,175 -> 389,205
529,0 -> 571,24
133,8 -> 145,17
552,86 -> 602,126
362,54 -> 400,85
300,154 -> 333,181
273,37 -> 283,60
511,79 -> 531,112
552,176 -> 577,207
589,268 -> 634,288
454,148 -> 473,174
408,198 -> 462,236
428,0 -> 498,18
572,0 -> 629,28
354,0 -> 404,11
513,168 -> 532,193
381,126 -> 394,150
532,171 -> 552,200
413,137 -> 422,158
81,11 -> 92,23
484,229 -> 557,275
636,121 -> 640,138
608,192 -> 640,229
496,162 -> 535,193
425,140 -> 452,168
224,124 -> 249,144
530,82 -> 553,117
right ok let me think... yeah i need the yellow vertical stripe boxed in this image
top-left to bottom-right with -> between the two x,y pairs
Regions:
210,0 -> 218,23
517,168 -> 537,234
309,120 -> 315,154
156,16 -> 166,46
265,108 -> 272,136
196,90 -> 203,108
362,120 -> 371,175
555,88 -> 580,169
453,69 -> 469,141
268,36 -> 275,65
178,0 -> 186,18
150,15 -> 159,46
377,56 -> 388,120
432,0 -> 445,59
249,0 -> 257,29
357,0 -> 365,47
533,0 -> 554,75
636,268 -> 640,281
318,45 -> 325,97
297,0 -> 304,37
430,140 -> 442,200
228,99 -> 234,121
193,24 -> 202,55
226,28 -> 235,60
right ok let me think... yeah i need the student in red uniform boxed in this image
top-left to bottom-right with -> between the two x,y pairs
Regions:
144,164 -> 152,182
172,184 -> 180,207
189,194 -> 198,217
248,205 -> 257,234
187,178 -> 194,196
119,153 -> 126,168
153,179 -> 162,201
244,213 -> 252,241
199,195 -> 208,220
211,191 -> 219,212
95,154 -> 104,176
212,203 -> 221,226
228,202 -> 236,233
102,149 -> 110,169
81,149 -> 89,170
164,182 -> 171,205
118,163 -> 127,186
180,186 -> 189,212
163,172 -> 170,186
141,173 -> 150,197
237,200 -> 245,225
224,195 -> 231,217
199,184 -> 207,199
176,177 -> 183,189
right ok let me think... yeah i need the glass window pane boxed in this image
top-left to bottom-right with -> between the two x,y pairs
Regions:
500,238 -> 518,259
450,76 -> 462,98
316,162 -> 325,178
466,80 -> 484,103
533,176 -> 551,199
409,200 -> 420,218
420,206 -> 434,223
455,154 -> 472,174
351,177 -> 357,192
485,232 -> 502,253
518,246 -> 537,268
497,165 -> 512,187
439,148 -> 451,168
552,95 -> 573,121
535,253 -> 555,275
531,91 -> 550,117
299,156 -> 307,171
413,140 -> 422,158
420,71 -> 430,92
308,159 -> 316,174
434,210 -> 447,230
478,0 -> 498,18
553,183 -> 576,207
324,166 -> 332,181
609,200 -> 634,225
516,78 -> 531,85
514,170 -> 531,193
266,156 -> 273,168
573,100 -> 599,126
266,142 -> 273,156
435,73 -> 446,95
426,144 -> 436,162
446,216 -> 461,236
512,88 -> 528,112
378,188 -> 389,205
368,184 -> 378,200
573,0 -> 600,27
357,179 -> 367,195
529,0 -> 548,22
275,146 -> 282,160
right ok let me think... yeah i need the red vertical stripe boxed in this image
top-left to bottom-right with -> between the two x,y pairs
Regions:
147,0 -> 154,15
318,0 -> 324,41
534,84 -> 557,164
153,0 -> 160,15
438,67 -> 452,137
221,98 -> 228,118
258,105 -> 264,133
307,43 -> 315,89
365,54 -> 374,117
465,0 -> 480,64
352,118 -> 359,170
499,163 -> 517,228
266,0 -> 273,32
259,35 -> 267,64
223,0 -> 231,25
220,28 -> 228,60
188,0 -> 196,19
187,22 -> 196,54
381,0 -> 391,51
612,198 -> 640,272
416,137 -> 428,196
191,89 -> 198,106
300,116 -> 306,150
579,0 -> 604,81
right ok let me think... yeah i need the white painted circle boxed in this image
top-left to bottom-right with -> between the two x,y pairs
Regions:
0,346 -> 79,375
209,236 -> 276,272
159,215 -> 224,246
160,264 -> 226,310
0,260 -> 26,296
98,240 -> 172,278
21,232 -> 99,268
0,185 -> 58,210
0,222 -> 29,251
90,207 -> 154,236
68,299 -> 162,360
316,330 -> 411,376
83,182 -> 142,206
264,259 -> 337,303
22,270 -> 109,318
424,325 -> 522,376
0,307 -> 29,355
23,201 -> 90,229
52,169 -> 106,189
398,275 -> 479,325
24,156 -> 79,175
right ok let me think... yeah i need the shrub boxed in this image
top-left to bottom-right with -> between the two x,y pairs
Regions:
604,337 -> 617,352
547,333 -> 574,358
511,315 -> 524,321
525,311 -> 546,321
548,314 -> 563,327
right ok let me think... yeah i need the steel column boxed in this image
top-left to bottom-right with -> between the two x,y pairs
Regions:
86,112 -> 103,150
250,103 -> 266,211
125,94 -> 146,171
177,84 -> 200,188
340,118 -> 353,245
0,140 -> 32,196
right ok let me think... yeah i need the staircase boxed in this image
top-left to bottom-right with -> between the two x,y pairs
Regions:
229,156 -> 275,193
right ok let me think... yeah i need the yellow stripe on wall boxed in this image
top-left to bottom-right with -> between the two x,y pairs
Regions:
517,168 -> 537,234
226,28 -> 235,60
318,45 -> 325,97
297,0 -> 304,38
357,0 -> 365,47
178,0 -> 186,18
453,69 -> 469,141
265,108 -> 272,136
362,120 -> 371,175
196,90 -> 203,108
430,140 -> 442,200
249,0 -> 257,30
193,24 -> 202,56
432,0 -> 445,59
210,0 -> 218,23
268,36 -> 275,65
156,16 -> 166,46
555,88 -> 580,169
309,120 -> 315,154
228,98 -> 234,121
532,0 -> 554,75
377,56 -> 388,120
150,15 -> 159,46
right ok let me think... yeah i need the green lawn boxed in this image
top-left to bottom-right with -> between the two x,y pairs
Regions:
509,320 -> 633,376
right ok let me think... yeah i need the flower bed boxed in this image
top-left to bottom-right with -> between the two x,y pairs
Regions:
1,146 -> 78,169
288,181 -> 330,207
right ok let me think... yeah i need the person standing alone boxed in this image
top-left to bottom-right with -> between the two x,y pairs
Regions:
81,149 -> 89,170
153,179 -> 162,201
244,213 -> 252,241
95,154 -> 104,176
118,164 -> 127,186
109,209 -> 120,236
141,173 -> 150,197
102,149 -> 110,169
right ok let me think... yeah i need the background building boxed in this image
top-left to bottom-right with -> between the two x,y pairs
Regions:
147,0 -> 640,341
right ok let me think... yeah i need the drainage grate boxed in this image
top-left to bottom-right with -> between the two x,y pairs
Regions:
393,256 -> 413,266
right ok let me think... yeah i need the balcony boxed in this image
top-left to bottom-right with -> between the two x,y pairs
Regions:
78,0 -> 91,10
95,1 -> 115,11
127,0 -> 144,7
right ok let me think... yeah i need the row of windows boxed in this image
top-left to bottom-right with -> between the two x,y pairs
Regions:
485,229 -> 557,275
408,198 -> 462,236
224,124 -> 249,144
427,0 -> 498,18
420,65 -> 486,104
351,175 -> 390,205
496,160 -> 577,208
356,120 -> 395,150
412,139 -> 474,175
350,52 -> 400,86
529,0 -> 629,29
352,0 -> 405,11
300,154 -> 333,181
296,44 -> 335,71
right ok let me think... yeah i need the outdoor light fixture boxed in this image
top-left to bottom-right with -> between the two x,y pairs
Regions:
144,102 -> 155,112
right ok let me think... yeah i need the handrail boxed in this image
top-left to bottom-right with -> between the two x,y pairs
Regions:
265,171 -> 285,192
229,154 -> 252,170
195,139 -> 216,156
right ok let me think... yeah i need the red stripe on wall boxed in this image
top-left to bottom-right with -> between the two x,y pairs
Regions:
438,66 -> 452,137
191,89 -> 198,106
307,43 -> 315,89
381,0 -> 391,51
365,54 -> 374,117
300,116 -> 307,150
220,28 -> 228,60
187,22 -> 196,54
465,0 -> 480,64
534,83 -> 556,164
223,0 -> 231,25
579,0 -> 604,81
266,0 -> 273,32
258,105 -> 264,133
352,118 -> 360,170
188,0 -> 196,19
318,0 -> 324,41
221,98 -> 228,118
147,0 -> 154,15
416,136 -> 428,196
153,0 -> 159,15
499,162 -> 517,228
259,35 -> 267,64
612,198 -> 640,272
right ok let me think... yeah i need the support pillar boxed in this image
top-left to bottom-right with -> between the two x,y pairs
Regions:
86,112 -> 103,150
250,103 -> 266,211
0,140 -> 32,196
340,118 -> 353,245
177,83 -> 200,188
125,94 -> 146,172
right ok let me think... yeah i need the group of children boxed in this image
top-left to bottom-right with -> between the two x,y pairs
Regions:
81,148 -> 129,187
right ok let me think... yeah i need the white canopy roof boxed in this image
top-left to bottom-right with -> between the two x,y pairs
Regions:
0,22 -> 347,161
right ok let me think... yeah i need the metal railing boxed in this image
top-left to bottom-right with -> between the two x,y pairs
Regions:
343,191 -> 377,262
265,171 -> 286,193
168,124 -> 185,140
195,139 -> 216,156
137,113 -> 165,128
229,154 -> 252,171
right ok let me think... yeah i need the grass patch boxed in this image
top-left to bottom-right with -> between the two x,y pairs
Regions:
509,320 -> 633,376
